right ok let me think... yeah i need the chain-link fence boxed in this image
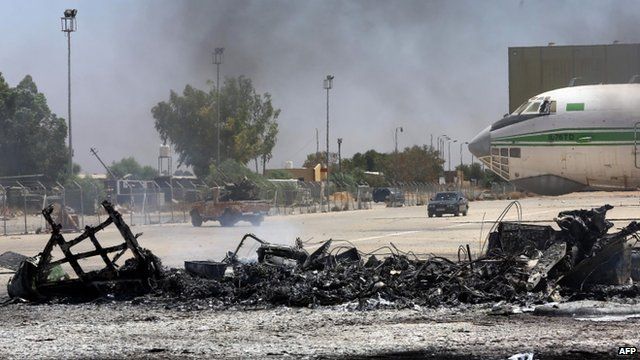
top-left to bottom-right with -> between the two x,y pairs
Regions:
0,177 -> 513,235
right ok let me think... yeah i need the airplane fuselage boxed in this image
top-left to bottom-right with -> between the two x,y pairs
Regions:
469,84 -> 640,195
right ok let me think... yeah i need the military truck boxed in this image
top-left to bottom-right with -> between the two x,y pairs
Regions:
190,199 -> 270,227
189,178 -> 270,227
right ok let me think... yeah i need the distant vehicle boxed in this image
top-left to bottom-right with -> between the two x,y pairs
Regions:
477,190 -> 497,200
372,187 -> 405,205
427,191 -> 468,217
372,187 -> 391,203
190,199 -> 270,227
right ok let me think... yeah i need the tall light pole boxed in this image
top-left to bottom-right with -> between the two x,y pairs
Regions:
394,126 -> 403,181
394,127 -> 403,154
61,9 -> 77,177
440,134 -> 449,164
448,139 -> 457,172
213,48 -> 224,166
337,138 -> 343,173
323,75 -> 333,212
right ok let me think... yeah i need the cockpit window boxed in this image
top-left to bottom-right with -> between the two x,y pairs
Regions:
523,101 -> 541,113
512,101 -> 529,115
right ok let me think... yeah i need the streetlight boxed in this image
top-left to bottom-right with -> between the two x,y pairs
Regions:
448,138 -> 457,172
440,134 -> 449,163
337,138 -> 343,173
61,9 -> 77,177
440,135 -> 450,169
459,141 -> 469,168
213,47 -> 224,166
394,127 -> 403,181
394,127 -> 403,154
323,75 -> 333,212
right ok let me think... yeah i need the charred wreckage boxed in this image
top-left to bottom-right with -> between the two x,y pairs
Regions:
4,202 -> 640,309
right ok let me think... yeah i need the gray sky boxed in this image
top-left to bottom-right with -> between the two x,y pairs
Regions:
1,0 -> 638,173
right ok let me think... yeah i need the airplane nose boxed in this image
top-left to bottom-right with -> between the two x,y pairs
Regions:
468,126 -> 491,158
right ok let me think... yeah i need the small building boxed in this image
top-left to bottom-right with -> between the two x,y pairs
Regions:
266,164 -> 325,182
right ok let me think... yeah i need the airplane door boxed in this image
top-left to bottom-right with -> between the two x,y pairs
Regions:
636,122 -> 640,168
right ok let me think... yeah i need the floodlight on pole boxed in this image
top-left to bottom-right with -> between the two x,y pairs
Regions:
213,47 -> 224,166
61,9 -> 77,177
323,75 -> 333,212
448,138 -> 457,172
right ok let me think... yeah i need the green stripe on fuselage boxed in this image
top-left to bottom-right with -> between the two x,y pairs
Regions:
494,129 -> 635,144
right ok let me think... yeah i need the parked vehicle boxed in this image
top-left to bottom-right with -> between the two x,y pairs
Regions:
477,190 -> 497,200
427,191 -> 468,217
372,187 -> 391,203
372,187 -> 405,206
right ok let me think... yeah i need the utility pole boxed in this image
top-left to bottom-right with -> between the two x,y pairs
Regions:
61,9 -> 77,177
448,139 -> 457,172
323,75 -> 334,212
316,128 -> 319,162
213,48 -> 224,166
394,127 -> 403,154
337,138 -> 343,173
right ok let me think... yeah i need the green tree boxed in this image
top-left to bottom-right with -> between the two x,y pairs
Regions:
110,157 -> 157,180
0,74 -> 69,182
395,145 -> 443,182
152,76 -> 280,177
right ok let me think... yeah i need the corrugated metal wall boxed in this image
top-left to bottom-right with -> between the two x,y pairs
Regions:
508,44 -> 640,112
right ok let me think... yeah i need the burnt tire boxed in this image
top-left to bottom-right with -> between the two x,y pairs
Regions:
190,211 -> 203,227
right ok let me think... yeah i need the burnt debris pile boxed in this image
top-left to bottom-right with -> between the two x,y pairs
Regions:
156,204 -> 640,308
7,201 -> 162,302
162,249 -> 533,308
6,203 -> 640,308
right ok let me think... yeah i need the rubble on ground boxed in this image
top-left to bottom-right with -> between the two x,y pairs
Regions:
159,204 -> 640,309
7,203 -> 640,310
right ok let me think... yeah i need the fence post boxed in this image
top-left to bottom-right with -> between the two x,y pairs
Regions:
165,180 -> 174,223
72,180 -> 84,228
0,185 -> 5,236
21,186 -> 28,235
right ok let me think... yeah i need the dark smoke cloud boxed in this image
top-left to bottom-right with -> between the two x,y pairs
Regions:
0,0 -> 638,173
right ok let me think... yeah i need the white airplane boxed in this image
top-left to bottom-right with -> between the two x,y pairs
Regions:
468,83 -> 640,195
